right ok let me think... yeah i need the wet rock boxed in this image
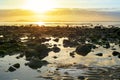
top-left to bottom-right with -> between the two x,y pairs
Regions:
35,44 -> 51,60
8,63 -> 20,72
25,49 -> 38,60
39,38 -> 51,43
103,42 -> 110,49
63,39 -> 78,47
69,51 -> 75,58
53,38 -> 59,42
16,53 -> 24,59
0,50 -> 6,57
8,66 -> 16,72
112,51 -> 120,56
13,63 -> 20,68
52,45 -> 60,53
96,53 -> 103,56
78,76 -> 85,80
53,56 -> 58,59
118,55 -> 120,58
75,44 -> 93,56
25,58 -> 49,69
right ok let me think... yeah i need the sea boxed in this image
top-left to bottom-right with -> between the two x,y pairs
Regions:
0,21 -> 120,27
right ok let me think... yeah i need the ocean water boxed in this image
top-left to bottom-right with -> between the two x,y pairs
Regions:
0,21 -> 120,27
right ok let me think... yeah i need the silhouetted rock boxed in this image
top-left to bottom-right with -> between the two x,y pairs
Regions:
52,45 -> 60,53
96,53 -> 103,56
69,51 -> 75,58
35,44 -> 51,59
8,66 -> 16,72
78,76 -> 85,80
25,58 -> 49,69
103,42 -> 110,49
8,63 -> 20,72
63,39 -> 78,47
39,38 -> 51,43
53,56 -> 58,59
75,44 -> 93,56
13,63 -> 20,68
112,51 -> 120,56
0,50 -> 6,57
16,53 -> 24,59
53,38 -> 59,42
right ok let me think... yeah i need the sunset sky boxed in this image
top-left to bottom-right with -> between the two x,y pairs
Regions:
0,0 -> 120,22
0,0 -> 120,9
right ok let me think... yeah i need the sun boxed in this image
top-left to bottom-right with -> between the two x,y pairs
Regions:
22,0 -> 56,13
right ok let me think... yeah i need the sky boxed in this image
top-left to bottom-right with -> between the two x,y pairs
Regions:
0,0 -> 120,9
0,0 -> 120,22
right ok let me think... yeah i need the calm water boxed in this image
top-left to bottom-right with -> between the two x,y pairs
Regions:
0,21 -> 120,27
0,37 -> 120,80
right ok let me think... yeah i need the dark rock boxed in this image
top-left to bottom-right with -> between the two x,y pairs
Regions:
39,38 -> 51,43
52,46 -> 60,53
8,63 -> 20,72
64,72 -> 69,75
8,66 -> 16,72
0,50 -> 6,58
96,53 -> 103,56
13,63 -> 20,68
75,44 -> 93,56
112,51 -> 120,56
78,76 -> 85,80
53,38 -> 59,42
103,42 -> 110,49
53,56 -> 58,59
35,44 -> 51,60
70,51 -> 75,58
118,55 -> 120,58
63,39 -> 78,47
16,53 -> 24,59
25,59 -> 49,69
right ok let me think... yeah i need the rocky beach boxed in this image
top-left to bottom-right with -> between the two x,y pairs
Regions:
0,24 -> 120,80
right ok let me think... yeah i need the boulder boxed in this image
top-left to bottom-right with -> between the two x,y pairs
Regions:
96,53 -> 103,56
25,59 -> 49,69
8,63 -> 20,72
112,51 -> 120,56
52,45 -> 60,53
75,44 -> 93,56
53,38 -> 59,42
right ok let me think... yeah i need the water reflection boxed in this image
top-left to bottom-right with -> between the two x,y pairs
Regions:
0,25 -> 120,80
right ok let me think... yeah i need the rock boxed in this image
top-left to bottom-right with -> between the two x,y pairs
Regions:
0,50 -> 6,58
53,38 -> 59,42
112,51 -> 120,56
8,63 -> 20,72
8,66 -> 16,72
39,38 -> 51,43
103,42 -> 110,49
52,46 -> 60,53
118,55 -> 120,58
78,76 -> 85,80
69,51 -> 75,58
13,63 -> 20,68
53,56 -> 58,59
63,39 -> 78,47
25,59 -> 49,69
96,53 -> 103,56
35,44 -> 51,60
16,53 -> 24,59
75,44 -> 93,56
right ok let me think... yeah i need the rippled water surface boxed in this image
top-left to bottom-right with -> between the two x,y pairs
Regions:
0,37 -> 120,80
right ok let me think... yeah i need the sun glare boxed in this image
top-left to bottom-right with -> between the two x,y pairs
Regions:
22,0 -> 56,13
